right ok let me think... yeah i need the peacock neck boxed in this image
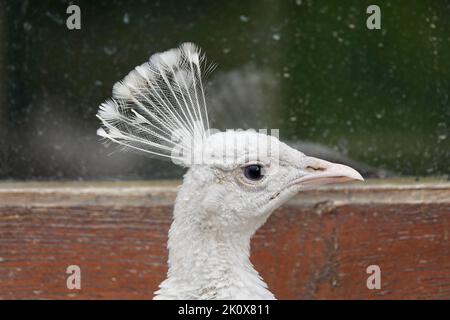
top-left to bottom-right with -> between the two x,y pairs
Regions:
155,193 -> 275,299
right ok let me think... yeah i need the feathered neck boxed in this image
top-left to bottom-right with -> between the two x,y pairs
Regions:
153,171 -> 275,300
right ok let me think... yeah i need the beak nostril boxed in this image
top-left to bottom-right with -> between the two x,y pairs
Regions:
306,165 -> 326,172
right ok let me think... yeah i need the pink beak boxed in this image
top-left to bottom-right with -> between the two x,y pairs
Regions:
291,156 -> 364,187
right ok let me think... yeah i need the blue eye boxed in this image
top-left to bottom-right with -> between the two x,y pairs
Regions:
243,164 -> 264,181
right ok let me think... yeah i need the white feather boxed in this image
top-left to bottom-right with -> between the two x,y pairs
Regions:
96,42 -> 212,165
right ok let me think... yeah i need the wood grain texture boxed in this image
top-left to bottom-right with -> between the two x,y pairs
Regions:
0,181 -> 449,299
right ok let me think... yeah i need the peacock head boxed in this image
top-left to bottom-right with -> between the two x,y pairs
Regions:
97,42 -> 363,231
174,129 -> 363,231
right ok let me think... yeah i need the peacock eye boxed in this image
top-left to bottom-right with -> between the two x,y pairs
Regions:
243,164 -> 264,181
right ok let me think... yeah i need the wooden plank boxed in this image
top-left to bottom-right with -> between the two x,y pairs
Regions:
0,181 -> 449,299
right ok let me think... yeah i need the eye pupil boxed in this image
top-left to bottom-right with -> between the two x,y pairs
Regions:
244,164 -> 264,181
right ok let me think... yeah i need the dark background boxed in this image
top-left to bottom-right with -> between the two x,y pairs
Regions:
0,0 -> 449,180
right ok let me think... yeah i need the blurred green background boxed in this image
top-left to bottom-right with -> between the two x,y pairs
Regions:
0,0 -> 448,180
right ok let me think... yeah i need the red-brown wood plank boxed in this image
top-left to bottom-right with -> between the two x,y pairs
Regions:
0,201 -> 449,299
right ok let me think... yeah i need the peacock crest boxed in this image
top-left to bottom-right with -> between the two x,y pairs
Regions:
97,43 -> 215,166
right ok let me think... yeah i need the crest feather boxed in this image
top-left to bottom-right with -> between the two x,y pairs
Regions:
96,43 -> 212,165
